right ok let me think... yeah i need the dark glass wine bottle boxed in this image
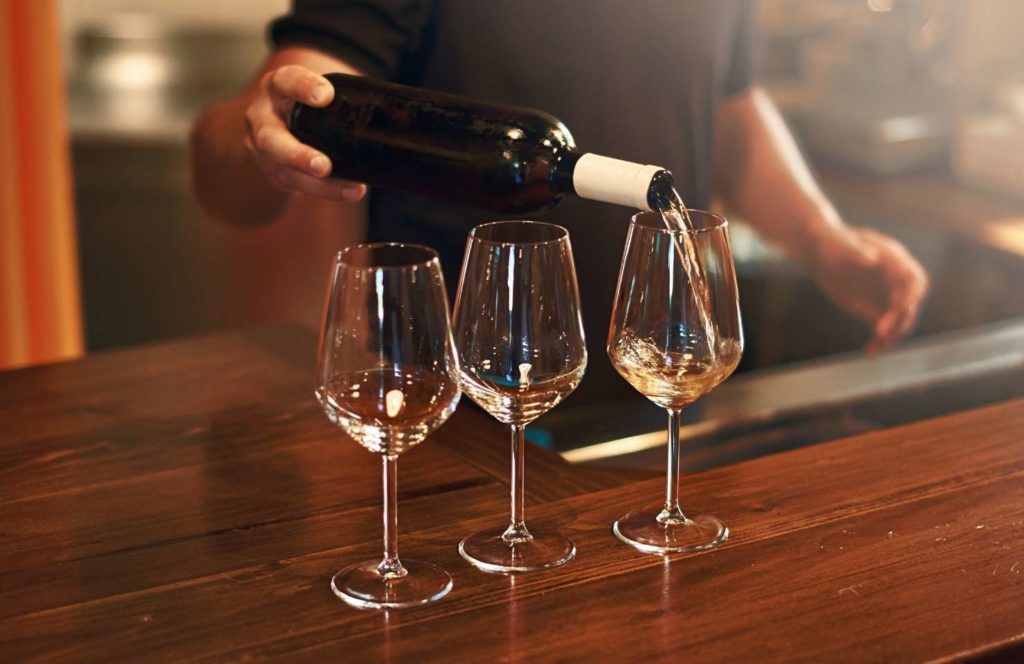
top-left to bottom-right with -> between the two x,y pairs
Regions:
290,72 -> 671,215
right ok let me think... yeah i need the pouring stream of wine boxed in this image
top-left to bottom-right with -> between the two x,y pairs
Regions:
652,184 -> 719,362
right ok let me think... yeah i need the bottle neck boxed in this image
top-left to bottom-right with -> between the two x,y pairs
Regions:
561,152 -> 668,211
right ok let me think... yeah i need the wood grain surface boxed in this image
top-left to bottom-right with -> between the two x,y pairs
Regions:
1,326 -> 1022,662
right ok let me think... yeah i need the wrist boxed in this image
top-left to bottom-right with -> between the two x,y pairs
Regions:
192,101 -> 292,227
785,200 -> 848,271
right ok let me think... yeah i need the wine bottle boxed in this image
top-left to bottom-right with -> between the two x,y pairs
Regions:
290,72 -> 670,215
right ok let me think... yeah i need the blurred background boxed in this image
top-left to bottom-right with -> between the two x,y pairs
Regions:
3,0 -> 1024,463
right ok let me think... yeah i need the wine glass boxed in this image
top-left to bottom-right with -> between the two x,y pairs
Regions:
453,221 -> 586,573
316,243 -> 461,608
607,210 -> 743,554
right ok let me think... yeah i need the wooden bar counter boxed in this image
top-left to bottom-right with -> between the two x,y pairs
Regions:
1,326 -> 1022,662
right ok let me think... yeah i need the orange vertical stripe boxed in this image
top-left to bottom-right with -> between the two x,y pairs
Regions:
9,1 -> 47,359
0,0 -> 83,369
0,5 -> 30,365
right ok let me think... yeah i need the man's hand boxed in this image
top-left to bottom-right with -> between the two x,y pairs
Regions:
192,48 -> 366,226
244,65 -> 366,202
807,226 -> 929,354
714,89 -> 929,353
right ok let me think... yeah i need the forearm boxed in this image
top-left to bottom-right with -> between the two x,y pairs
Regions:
714,87 -> 843,267
190,95 -> 290,227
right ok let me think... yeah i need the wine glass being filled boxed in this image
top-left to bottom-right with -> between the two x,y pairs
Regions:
607,210 -> 743,554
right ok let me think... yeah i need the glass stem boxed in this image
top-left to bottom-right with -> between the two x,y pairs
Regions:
658,409 -> 688,524
502,423 -> 532,544
377,455 -> 407,579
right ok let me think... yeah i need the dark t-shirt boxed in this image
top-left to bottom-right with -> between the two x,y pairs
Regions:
271,0 -> 757,407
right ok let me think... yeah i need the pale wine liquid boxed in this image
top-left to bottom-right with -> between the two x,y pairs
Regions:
318,367 -> 459,455
609,332 -> 741,411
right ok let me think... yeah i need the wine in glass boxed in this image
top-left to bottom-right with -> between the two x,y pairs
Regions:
316,243 -> 461,608
607,210 -> 743,554
453,221 -> 586,573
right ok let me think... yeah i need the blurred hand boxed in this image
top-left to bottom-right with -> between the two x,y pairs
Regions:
808,226 -> 929,355
243,65 -> 367,202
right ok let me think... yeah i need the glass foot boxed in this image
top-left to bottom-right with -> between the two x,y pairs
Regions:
613,510 -> 728,554
458,527 -> 576,573
330,559 -> 452,609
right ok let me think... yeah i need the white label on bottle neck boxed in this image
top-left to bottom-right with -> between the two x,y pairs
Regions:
573,153 -> 664,211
